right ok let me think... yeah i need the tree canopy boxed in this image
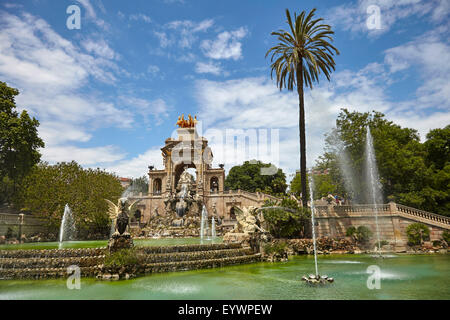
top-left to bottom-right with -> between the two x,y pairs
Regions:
14,161 -> 124,238
316,109 -> 449,215
225,160 -> 287,196
0,82 -> 44,203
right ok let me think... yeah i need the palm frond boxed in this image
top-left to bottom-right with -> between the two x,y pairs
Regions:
265,8 -> 339,91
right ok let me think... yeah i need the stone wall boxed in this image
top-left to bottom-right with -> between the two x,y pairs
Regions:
0,243 -> 260,280
314,203 -> 450,251
0,213 -> 48,237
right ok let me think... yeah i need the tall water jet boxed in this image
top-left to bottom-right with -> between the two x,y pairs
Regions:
211,216 -> 216,239
308,174 -> 319,277
200,205 -> 210,241
59,204 -> 76,249
365,127 -> 382,254
336,143 -> 358,203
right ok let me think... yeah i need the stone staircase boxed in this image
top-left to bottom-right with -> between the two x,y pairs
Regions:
0,243 -> 261,280
0,248 -> 105,279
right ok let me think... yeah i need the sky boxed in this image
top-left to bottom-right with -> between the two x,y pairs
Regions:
1,0 -> 449,180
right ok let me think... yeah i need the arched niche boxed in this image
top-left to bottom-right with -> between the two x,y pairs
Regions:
153,178 -> 162,194
210,176 -> 219,193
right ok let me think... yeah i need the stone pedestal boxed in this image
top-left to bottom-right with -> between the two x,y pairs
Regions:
108,232 -> 133,253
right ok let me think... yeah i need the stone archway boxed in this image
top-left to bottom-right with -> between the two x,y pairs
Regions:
174,163 -> 198,190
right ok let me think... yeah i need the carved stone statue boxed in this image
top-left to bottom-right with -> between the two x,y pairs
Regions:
223,206 -> 270,252
105,198 -> 141,235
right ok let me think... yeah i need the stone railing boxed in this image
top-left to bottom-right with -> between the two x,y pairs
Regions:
221,190 -> 280,203
314,202 -> 450,229
0,213 -> 48,236
333,204 -> 390,213
396,204 -> 450,226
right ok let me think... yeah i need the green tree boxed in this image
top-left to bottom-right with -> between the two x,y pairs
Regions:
406,223 -> 430,246
262,197 -> 310,238
225,160 -> 287,195
127,175 -> 149,195
318,109 -> 450,215
0,82 -> 44,203
290,171 -> 336,199
15,161 -> 123,238
424,125 -> 450,170
266,8 -> 339,207
318,109 -> 430,204
346,225 -> 372,244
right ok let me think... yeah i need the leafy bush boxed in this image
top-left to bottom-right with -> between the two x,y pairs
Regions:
346,226 -> 356,237
5,227 -> 18,239
376,240 -> 389,247
262,198 -> 310,238
432,240 -> 442,247
264,241 -> 288,255
104,248 -> 140,267
442,230 -> 450,245
406,223 -> 430,246
346,226 -> 372,244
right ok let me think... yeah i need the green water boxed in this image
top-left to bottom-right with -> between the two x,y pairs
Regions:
0,237 -> 223,250
1,254 -> 448,300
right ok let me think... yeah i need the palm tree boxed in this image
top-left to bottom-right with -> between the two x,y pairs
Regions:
266,8 -> 339,207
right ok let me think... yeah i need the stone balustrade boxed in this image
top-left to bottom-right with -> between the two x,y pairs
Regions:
396,204 -> 450,226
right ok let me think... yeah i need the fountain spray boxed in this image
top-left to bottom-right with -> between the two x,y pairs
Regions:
58,204 -> 76,249
365,127 -> 382,255
308,174 -> 319,277
200,205 -> 210,241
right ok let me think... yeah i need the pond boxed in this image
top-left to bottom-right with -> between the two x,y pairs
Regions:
0,253 -> 448,300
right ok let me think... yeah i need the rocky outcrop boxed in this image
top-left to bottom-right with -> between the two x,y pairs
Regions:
108,233 -> 133,253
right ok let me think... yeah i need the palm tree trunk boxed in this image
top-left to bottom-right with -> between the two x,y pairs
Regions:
297,63 -> 307,208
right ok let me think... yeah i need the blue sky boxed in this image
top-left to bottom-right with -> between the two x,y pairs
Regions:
1,0 -> 449,179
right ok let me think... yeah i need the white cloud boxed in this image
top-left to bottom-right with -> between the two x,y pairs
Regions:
0,11 -> 141,167
195,61 -> 224,75
41,145 -> 126,166
81,38 -> 117,60
76,0 -> 108,30
326,0 -> 446,36
384,30 -> 450,112
200,27 -> 248,60
39,122 -> 92,146
147,65 -> 161,76
105,148 -> 164,178
119,96 -> 171,125
129,13 -> 152,23
154,19 -> 214,49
